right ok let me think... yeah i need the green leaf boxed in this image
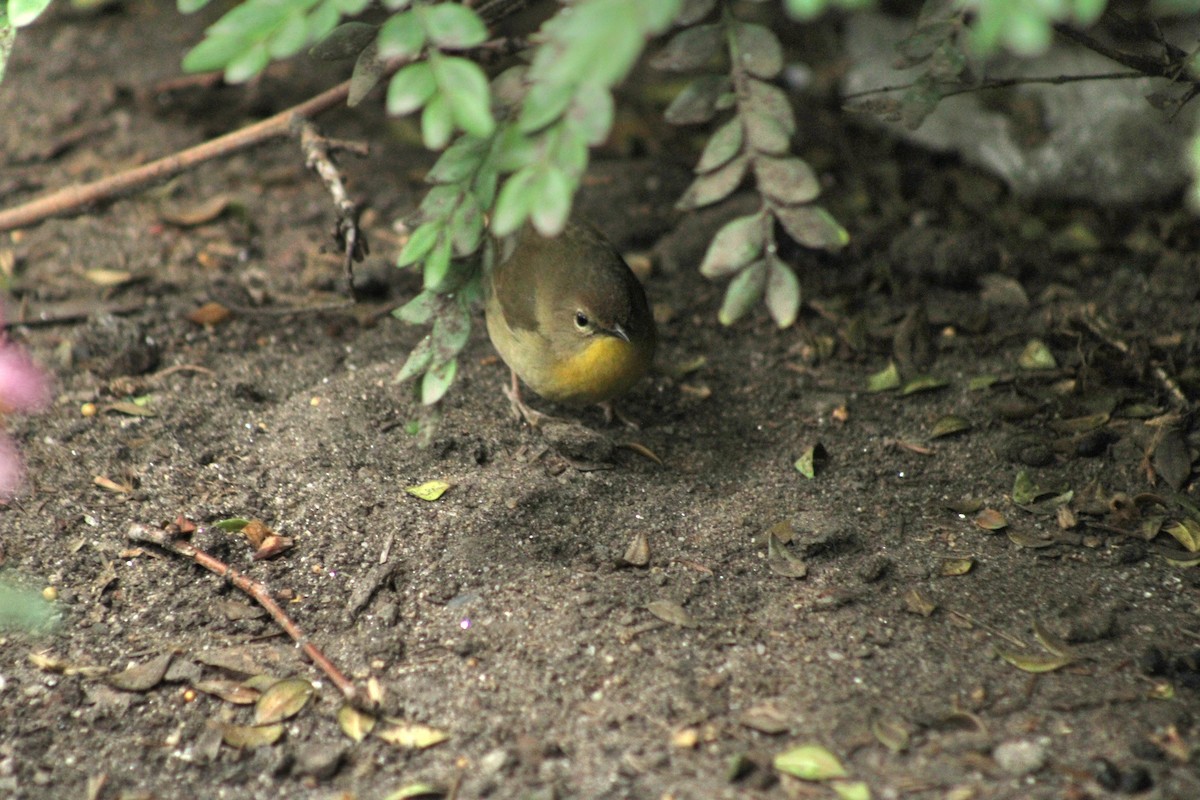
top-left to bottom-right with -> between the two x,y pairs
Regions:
377,11 -> 425,59
995,647 -> 1074,673
311,21 -> 378,60
431,303 -> 472,363
696,118 -> 744,173
649,24 -> 722,72
334,0 -> 371,14
676,154 -> 748,210
491,167 -> 537,236
267,12 -> 310,60
675,0 -> 716,25
774,204 -> 849,251
178,0 -> 216,13
492,123 -> 538,172
867,361 -> 901,392
418,2 -> 487,48
405,480 -> 451,501
225,41 -> 271,83
0,21 -> 14,85
306,0 -> 340,44
348,41 -> 385,107
732,22 -> 783,79
450,195 -> 485,256
422,234 -> 453,289
387,61 -> 435,115
420,184 -> 463,218
832,780 -> 872,800
551,124 -> 589,178
397,221 -> 442,267
530,166 -> 573,237
755,156 -> 820,204
773,744 -> 848,780
700,214 -> 765,279
765,258 -> 801,328
664,74 -> 731,125
182,34 -> 246,74
718,260 -> 768,326
394,290 -> 440,325
901,375 -> 948,396
1165,519 -> 1200,553
793,444 -> 822,479
9,0 -> 53,26
1018,338 -> 1057,370
568,82 -> 614,146
742,110 -> 791,155
745,78 -> 796,134
1011,469 -> 1040,505
0,576 -> 58,632
395,336 -> 434,384
432,56 -> 494,138
519,79 -> 575,133
421,92 -> 455,150
421,358 -> 458,405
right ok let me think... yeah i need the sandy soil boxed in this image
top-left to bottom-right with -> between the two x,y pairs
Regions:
2,4 -> 1199,800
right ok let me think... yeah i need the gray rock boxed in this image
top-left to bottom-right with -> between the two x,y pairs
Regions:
841,14 -> 1195,205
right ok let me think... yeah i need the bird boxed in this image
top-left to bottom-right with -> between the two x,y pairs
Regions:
484,221 -> 656,427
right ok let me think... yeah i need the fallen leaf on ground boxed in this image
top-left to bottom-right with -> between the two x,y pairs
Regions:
773,743 -> 848,780
405,480 -> 451,501
376,720 -> 449,749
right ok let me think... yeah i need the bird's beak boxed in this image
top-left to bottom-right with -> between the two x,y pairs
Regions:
608,322 -> 631,343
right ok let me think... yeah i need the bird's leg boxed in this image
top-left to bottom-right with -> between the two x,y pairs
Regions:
503,369 -> 554,428
598,401 -> 641,430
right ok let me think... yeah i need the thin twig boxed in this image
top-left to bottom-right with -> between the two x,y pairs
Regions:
842,70 -> 1146,102
127,522 -> 369,708
1051,23 -> 1175,79
293,118 -> 369,293
1073,309 -> 1190,412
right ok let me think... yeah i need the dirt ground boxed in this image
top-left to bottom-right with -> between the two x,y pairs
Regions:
3,4 -> 1200,800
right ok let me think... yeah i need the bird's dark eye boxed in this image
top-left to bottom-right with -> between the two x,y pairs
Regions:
574,311 -> 590,329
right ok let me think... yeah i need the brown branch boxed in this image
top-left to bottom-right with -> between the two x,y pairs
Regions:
127,522 -> 369,709
0,80 -> 359,232
0,0 -> 533,234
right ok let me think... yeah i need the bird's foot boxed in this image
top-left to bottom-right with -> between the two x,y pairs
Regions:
599,401 -> 641,430
503,378 -> 556,429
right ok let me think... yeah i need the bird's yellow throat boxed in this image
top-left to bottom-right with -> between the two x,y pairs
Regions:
549,335 -> 647,404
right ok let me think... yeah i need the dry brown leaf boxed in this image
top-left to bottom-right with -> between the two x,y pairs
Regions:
188,301 -> 233,326
254,678 -> 314,725
221,722 -> 284,749
160,194 -> 233,227
107,652 -> 173,692
645,600 -> 697,628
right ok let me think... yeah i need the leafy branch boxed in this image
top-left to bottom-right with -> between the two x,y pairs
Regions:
5,0 -> 1200,413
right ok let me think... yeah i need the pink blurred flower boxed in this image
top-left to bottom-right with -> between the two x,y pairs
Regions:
0,306 -> 51,498
0,346 -> 50,414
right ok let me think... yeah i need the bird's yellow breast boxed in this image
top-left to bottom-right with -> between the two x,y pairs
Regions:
546,335 -> 650,406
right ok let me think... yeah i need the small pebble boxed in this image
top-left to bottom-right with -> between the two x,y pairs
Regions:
993,738 -> 1047,776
